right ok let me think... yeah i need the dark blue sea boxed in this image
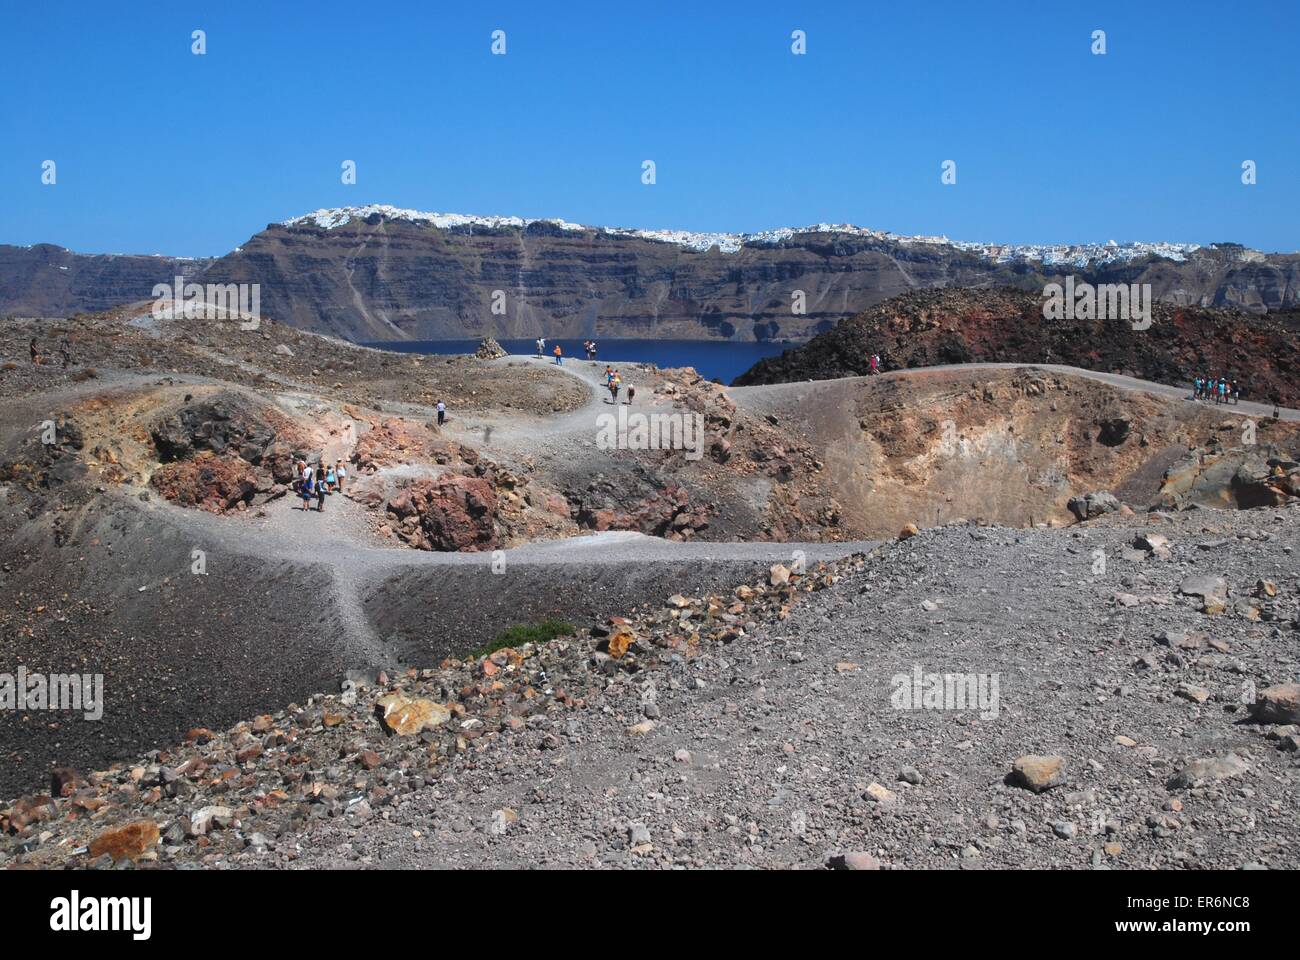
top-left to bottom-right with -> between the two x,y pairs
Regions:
360,338 -> 796,385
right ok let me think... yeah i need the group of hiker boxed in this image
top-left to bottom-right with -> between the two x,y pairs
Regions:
535,337 -> 567,365
868,352 -> 882,374
534,338 -> 600,362
603,365 -> 635,404
294,457 -> 347,512
1193,375 -> 1240,404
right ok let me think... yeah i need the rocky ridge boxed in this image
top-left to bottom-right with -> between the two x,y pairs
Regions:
734,288 -> 1300,407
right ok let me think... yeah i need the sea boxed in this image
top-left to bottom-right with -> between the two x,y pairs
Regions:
359,338 -> 796,385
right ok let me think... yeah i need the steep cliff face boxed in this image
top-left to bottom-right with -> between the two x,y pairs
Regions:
0,243 -> 204,317
199,215 -> 1300,343
4,211 -> 1299,341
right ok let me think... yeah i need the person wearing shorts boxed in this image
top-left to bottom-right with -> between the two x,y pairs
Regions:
299,462 -> 314,511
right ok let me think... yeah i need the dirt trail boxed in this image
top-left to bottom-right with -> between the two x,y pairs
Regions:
436,355 -> 643,452
728,362 -> 1300,422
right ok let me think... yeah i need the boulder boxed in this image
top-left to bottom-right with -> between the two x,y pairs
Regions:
1067,491 -> 1121,522
1009,754 -> 1065,793
1249,683 -> 1300,725
1133,532 -> 1171,557
386,474 -> 499,551
606,627 -> 635,660
189,805 -> 236,836
375,694 -> 451,736
1167,754 -> 1249,790
88,821 -> 159,862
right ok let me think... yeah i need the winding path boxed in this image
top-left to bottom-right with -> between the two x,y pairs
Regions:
727,362 -> 1300,421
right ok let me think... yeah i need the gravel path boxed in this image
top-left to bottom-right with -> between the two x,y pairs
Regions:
729,362 -> 1300,422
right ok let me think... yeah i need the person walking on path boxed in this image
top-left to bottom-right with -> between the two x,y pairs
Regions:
869,353 -> 879,375
626,383 -> 636,405
611,371 -> 621,402
299,461 -> 315,511
535,337 -> 545,358
335,459 -> 347,495
553,344 -> 563,365
1193,376 -> 1202,400
316,462 -> 328,512
436,399 -> 446,426
324,461 -> 337,492
29,339 -> 40,365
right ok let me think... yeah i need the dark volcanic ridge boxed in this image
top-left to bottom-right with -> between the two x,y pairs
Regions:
733,287 -> 1300,408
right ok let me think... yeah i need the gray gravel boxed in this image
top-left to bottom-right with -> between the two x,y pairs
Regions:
280,504 -> 1300,870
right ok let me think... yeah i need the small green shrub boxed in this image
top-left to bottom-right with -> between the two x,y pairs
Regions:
470,618 -> 575,659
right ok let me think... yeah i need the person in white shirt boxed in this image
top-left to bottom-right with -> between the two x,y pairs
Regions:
299,462 -> 314,511
436,400 -> 446,426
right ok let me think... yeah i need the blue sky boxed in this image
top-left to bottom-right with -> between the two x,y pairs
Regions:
2,0 -> 1296,257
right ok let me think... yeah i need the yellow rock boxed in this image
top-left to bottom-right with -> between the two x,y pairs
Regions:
865,782 -> 897,803
375,695 -> 451,736
608,627 -> 635,659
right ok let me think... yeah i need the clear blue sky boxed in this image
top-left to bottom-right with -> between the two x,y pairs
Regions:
3,0 -> 1296,257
